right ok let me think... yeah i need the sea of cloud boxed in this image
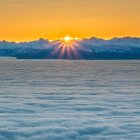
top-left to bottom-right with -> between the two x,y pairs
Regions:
0,59 -> 140,140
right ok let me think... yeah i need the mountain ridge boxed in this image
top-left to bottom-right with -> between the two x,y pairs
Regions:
0,37 -> 140,59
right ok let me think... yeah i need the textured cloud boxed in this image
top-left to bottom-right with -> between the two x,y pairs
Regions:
0,60 -> 140,140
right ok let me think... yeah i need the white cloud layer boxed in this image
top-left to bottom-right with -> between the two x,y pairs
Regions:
0,59 -> 140,140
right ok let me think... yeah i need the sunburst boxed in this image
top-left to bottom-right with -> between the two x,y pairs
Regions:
51,36 -> 81,59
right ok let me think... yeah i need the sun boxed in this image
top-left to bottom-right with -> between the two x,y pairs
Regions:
51,35 -> 81,59
64,36 -> 73,42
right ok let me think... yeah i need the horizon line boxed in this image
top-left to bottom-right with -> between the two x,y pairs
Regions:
0,35 -> 140,43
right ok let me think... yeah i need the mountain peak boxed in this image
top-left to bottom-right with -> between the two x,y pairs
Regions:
38,38 -> 48,42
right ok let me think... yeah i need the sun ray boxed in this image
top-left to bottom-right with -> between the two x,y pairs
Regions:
50,36 -> 81,59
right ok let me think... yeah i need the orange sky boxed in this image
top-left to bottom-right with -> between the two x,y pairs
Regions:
0,0 -> 140,41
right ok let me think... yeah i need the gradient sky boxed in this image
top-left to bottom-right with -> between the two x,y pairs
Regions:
0,0 -> 140,41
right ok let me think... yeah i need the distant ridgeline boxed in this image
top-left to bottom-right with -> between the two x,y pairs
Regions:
0,37 -> 140,60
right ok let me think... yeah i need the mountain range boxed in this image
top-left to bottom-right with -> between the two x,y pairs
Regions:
0,37 -> 140,60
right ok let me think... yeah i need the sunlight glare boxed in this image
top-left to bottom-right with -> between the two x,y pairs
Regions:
64,36 -> 73,42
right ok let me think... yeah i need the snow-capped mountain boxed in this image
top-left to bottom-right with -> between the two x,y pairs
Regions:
0,37 -> 140,59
